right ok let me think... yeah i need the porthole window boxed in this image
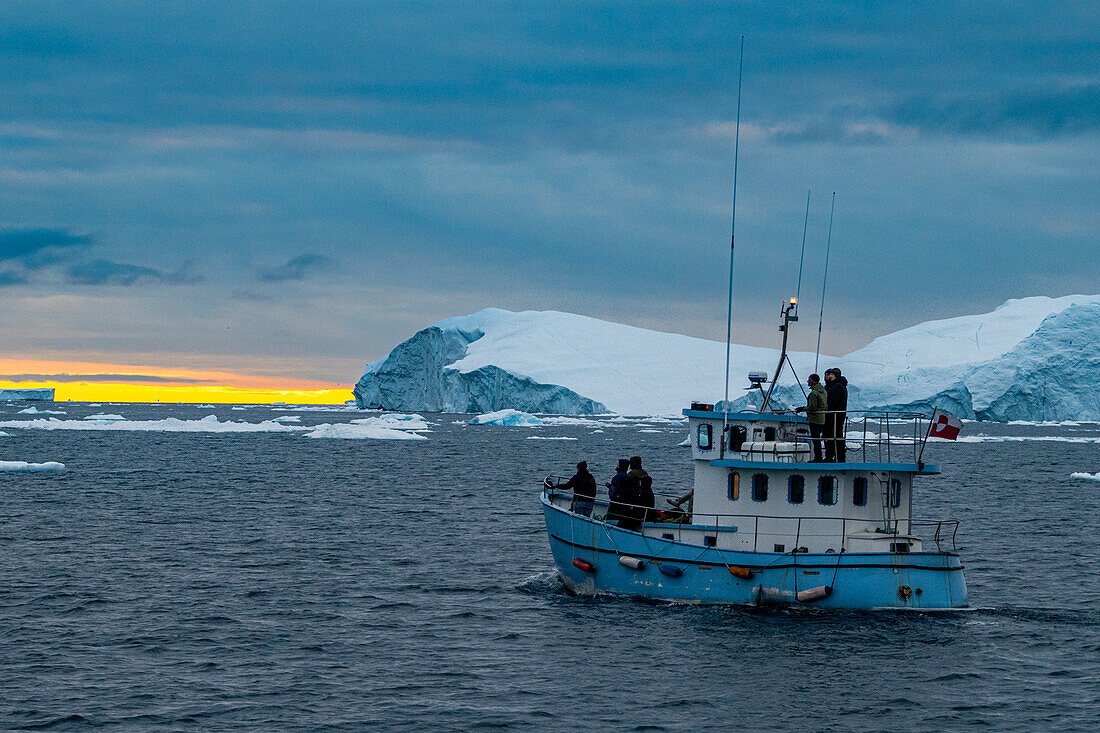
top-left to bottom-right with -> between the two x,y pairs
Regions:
818,476 -> 837,505
853,477 -> 868,506
728,472 -> 740,501
788,475 -> 805,504
890,478 -> 902,508
697,422 -> 713,450
752,473 -> 768,502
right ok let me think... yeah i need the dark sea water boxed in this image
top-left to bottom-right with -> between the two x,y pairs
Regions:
2,404 -> 1099,731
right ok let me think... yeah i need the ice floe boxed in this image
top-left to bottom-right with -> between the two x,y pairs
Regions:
302,423 -> 426,440
271,415 -> 302,423
84,413 -> 125,421
469,409 -> 543,426
1070,472 -> 1100,481
17,407 -> 66,415
526,436 -> 579,441
947,435 -> 1100,444
350,413 -> 430,431
0,460 -> 65,472
0,416 -> 301,433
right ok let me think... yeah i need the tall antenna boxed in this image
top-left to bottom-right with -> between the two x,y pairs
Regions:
814,192 -> 836,373
721,35 -> 745,456
795,190 -> 810,314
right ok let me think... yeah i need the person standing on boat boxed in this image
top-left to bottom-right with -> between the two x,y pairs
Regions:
559,461 -> 597,517
605,458 -> 632,524
795,373 -> 828,462
824,368 -> 849,462
625,456 -> 650,526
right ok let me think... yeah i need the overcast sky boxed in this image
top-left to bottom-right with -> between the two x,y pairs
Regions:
1,1 -> 1098,384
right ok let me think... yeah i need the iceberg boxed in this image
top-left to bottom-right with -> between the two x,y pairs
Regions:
1071,472 -> 1100,481
0,388 -> 55,401
469,409 -> 543,426
353,296 -> 1100,421
302,423 -> 427,440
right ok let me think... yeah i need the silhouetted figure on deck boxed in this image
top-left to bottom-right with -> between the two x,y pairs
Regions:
559,461 -> 597,517
795,373 -> 827,462
824,368 -> 848,463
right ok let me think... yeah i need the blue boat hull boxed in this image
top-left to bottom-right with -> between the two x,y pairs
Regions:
542,496 -> 968,610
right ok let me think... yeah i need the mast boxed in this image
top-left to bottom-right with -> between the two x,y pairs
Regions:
760,298 -> 798,413
720,36 -> 745,457
795,190 -> 810,315
814,192 -> 836,374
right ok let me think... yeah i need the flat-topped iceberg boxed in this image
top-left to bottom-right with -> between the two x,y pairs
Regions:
354,295 -> 1100,421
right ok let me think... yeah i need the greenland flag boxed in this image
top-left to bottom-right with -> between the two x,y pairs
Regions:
929,409 -> 963,440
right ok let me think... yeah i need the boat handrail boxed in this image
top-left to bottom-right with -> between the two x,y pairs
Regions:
542,484 -> 960,551
736,409 -> 937,464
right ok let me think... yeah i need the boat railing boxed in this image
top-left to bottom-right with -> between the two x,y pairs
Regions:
774,409 -> 933,464
543,483 -> 960,552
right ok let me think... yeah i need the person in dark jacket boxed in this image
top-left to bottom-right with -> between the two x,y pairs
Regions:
795,373 -> 828,461
637,475 -> 655,523
559,461 -> 597,517
605,458 -> 633,524
623,456 -> 651,526
824,368 -> 849,462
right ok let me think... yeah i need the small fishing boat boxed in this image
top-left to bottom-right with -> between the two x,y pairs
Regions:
540,299 -> 968,610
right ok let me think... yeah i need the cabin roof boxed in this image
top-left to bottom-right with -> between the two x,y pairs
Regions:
683,409 -> 806,423
709,458 -> 941,475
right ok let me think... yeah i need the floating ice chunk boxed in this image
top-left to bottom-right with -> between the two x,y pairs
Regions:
540,416 -> 601,427
0,417 -> 302,433
302,423 -> 427,440
85,413 -> 125,421
231,406 -> 247,410
272,415 -> 301,423
526,436 -> 578,441
638,429 -> 664,433
1070,472 -> 1100,481
17,407 -> 66,415
948,435 -> 1100,444
0,460 -> 65,472
678,437 -> 691,447
469,409 -> 543,426
351,413 -> 430,430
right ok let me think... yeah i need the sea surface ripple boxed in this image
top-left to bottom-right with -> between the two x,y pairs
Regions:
1,405 -> 1098,731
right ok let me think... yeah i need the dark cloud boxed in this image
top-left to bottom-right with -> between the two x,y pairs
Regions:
0,227 -> 92,268
66,259 -> 202,286
0,373 -> 212,383
891,83 -> 1100,139
257,253 -> 333,282
0,269 -> 28,286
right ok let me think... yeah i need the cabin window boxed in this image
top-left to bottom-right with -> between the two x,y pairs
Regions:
729,426 -> 747,452
764,426 -> 777,441
853,477 -> 868,506
788,475 -> 805,504
752,473 -> 768,502
890,478 -> 902,508
728,472 -> 740,501
697,423 -> 713,450
818,476 -> 837,505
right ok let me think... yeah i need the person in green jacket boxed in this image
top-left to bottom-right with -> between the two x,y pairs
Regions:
795,373 -> 828,462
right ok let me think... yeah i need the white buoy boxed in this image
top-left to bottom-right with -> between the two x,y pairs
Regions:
797,585 -> 833,603
618,556 -> 645,570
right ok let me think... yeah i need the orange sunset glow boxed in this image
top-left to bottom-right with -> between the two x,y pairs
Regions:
0,358 -> 354,404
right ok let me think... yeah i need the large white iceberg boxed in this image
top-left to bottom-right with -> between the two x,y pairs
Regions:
354,295 -> 1100,421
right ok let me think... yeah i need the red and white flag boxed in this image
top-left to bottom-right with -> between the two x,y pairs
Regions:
929,409 -> 963,440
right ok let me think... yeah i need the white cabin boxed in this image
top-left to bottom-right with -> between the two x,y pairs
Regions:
678,406 -> 939,555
